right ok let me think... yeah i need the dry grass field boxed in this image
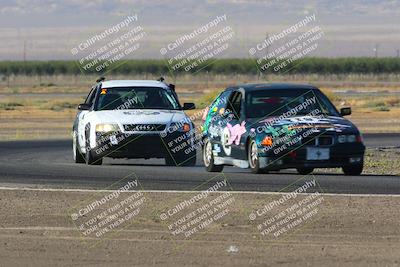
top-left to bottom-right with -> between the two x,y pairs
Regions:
1,73 -> 400,140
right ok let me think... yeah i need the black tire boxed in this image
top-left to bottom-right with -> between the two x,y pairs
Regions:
85,128 -> 102,165
342,164 -> 363,176
296,168 -> 314,175
85,149 -> 103,165
203,138 -> 223,172
248,139 -> 267,174
73,131 -> 85,164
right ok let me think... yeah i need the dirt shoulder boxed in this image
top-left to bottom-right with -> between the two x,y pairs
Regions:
0,189 -> 399,266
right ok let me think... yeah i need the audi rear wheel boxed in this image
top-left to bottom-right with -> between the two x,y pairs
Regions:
73,131 -> 85,164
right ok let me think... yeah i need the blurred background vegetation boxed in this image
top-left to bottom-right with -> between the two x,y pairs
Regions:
1,58 -> 400,76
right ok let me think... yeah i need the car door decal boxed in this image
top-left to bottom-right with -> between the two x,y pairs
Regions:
221,121 -> 247,156
226,121 -> 246,145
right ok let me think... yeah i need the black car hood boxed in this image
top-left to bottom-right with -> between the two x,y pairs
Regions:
249,115 -> 359,134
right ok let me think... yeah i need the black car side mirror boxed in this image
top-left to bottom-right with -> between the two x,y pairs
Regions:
340,107 -> 351,116
183,103 -> 196,110
78,103 -> 91,111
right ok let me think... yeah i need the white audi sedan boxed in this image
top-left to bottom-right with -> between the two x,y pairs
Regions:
72,79 -> 197,166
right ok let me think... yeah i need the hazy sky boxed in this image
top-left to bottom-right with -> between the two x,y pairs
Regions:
1,0 -> 400,60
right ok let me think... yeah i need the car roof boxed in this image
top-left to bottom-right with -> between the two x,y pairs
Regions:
101,80 -> 170,89
228,83 -> 319,92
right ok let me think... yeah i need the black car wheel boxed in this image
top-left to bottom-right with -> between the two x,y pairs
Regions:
203,138 -> 223,172
342,163 -> 363,176
248,140 -> 267,174
296,168 -> 314,175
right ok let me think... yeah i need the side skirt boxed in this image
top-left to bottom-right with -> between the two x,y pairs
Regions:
214,156 -> 249,168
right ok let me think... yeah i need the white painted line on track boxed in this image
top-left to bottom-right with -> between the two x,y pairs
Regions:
0,186 -> 399,197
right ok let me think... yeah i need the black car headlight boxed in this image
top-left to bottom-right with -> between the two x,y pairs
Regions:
338,134 -> 361,143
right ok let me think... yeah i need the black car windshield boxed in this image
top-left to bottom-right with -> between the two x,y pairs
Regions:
245,89 -> 339,118
95,87 -> 180,111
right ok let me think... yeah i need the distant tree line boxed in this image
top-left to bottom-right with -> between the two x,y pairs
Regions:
0,58 -> 399,76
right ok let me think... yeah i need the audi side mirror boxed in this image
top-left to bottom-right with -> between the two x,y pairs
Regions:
78,103 -> 91,111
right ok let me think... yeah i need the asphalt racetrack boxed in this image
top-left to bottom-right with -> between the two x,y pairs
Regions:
0,133 -> 399,194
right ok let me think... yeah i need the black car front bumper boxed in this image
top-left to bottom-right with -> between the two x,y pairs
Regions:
258,142 -> 365,170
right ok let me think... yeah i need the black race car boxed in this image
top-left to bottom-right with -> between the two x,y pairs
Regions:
201,83 -> 365,175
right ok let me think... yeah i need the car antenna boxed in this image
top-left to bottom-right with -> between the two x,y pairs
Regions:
157,76 -> 175,92
96,77 -> 106,83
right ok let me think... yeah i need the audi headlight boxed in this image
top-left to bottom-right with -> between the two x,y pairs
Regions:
95,124 -> 120,133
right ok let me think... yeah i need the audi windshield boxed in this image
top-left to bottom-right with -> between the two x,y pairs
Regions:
95,87 -> 180,111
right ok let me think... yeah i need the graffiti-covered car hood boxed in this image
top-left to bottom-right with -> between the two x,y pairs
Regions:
250,115 -> 359,135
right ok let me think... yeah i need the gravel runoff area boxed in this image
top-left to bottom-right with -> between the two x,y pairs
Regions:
0,188 -> 399,266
